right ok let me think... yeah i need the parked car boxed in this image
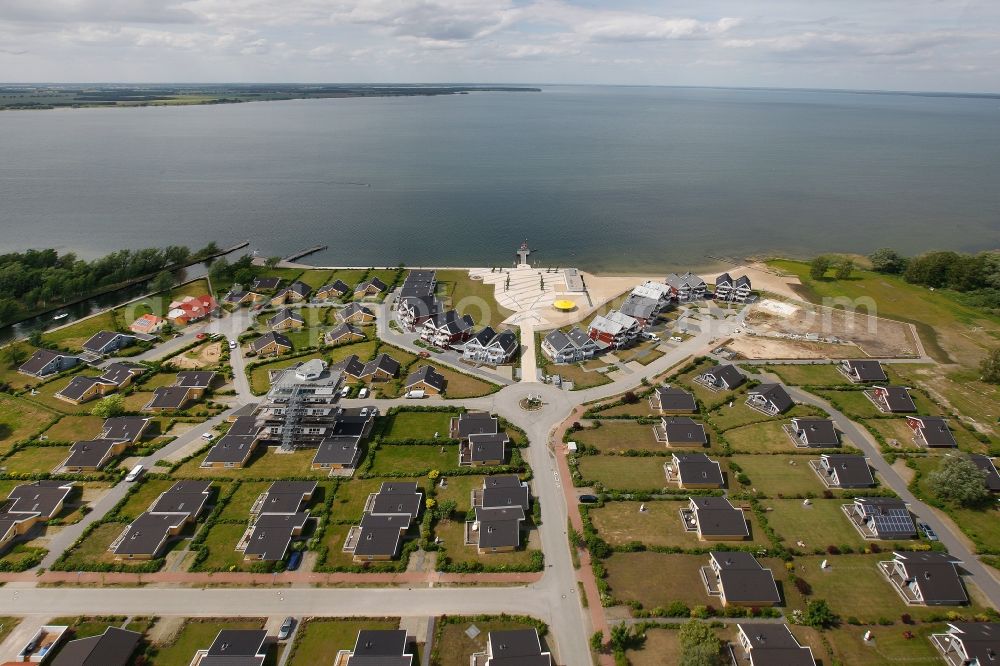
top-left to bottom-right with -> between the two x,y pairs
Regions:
358,388 -> 369,399
286,551 -> 302,571
360,408 -> 369,417
228,339 -> 237,350
642,331 -> 660,341
125,465 -> 144,482
418,351 -> 431,358
201,432 -> 214,440
278,617 -> 295,640
918,521 -> 939,541
339,386 -> 351,398
196,332 -> 207,339
578,494 -> 599,504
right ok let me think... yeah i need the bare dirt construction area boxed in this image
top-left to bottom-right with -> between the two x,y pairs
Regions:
168,341 -> 222,369
741,299 -> 918,358
728,336 -> 864,360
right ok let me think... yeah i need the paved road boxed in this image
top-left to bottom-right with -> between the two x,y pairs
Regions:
772,377 -> 1000,606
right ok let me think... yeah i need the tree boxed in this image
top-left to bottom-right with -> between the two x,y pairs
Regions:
809,256 -> 831,280
869,248 -> 906,274
150,270 -> 174,294
981,348 -> 1000,384
928,456 -> 990,508
5,344 -> 25,369
802,599 -> 838,628
835,260 -> 855,280
678,620 -> 723,666
91,394 -> 125,419
28,329 -> 44,347
209,258 -> 230,282
266,256 -> 282,268
608,622 -> 642,653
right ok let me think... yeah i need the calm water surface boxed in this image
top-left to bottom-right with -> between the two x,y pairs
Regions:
1,86 -> 998,272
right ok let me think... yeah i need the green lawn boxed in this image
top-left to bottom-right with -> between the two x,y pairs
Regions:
58,522 -> 130,568
42,310 -> 123,351
604,552 -> 712,609
115,478 -> 178,520
731,454 -> 828,497
588,500 -> 768,550
190,521 -> 249,571
435,269 -> 513,324
573,420 -> 666,454
218,482 -> 270,521
435,474 -> 487,514
909,456 -> 1000,553
575,456 -> 671,492
549,362 -> 612,390
288,618 -> 399,666
294,269 -> 336,290
149,619 -> 265,666
615,340 -> 665,365
0,394 -> 58,454
381,410 -> 458,442
369,444 -> 459,476
0,342 -> 43,390
2,445 -> 70,474
0,617 -> 21,648
433,619 -> 546,666
765,364 -> 852,386
42,415 -> 105,442
429,364 -> 499,399
721,421 -> 795,453
329,478 -> 392,522
822,624 -> 948,665
625,629 -> 685,666
763,499 -> 867,551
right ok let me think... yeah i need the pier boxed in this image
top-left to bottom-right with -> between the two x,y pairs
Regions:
283,245 -> 328,262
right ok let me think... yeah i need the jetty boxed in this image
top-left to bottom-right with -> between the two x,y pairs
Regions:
283,245 -> 328,263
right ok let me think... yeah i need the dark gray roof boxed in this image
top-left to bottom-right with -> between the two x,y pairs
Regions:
751,383 -> 794,413
820,454 -> 875,487
487,629 -> 550,665
64,439 -> 118,468
286,280 -> 311,297
406,365 -> 446,392
175,371 -> 216,388
893,551 -> 967,603
468,326 -> 497,347
340,302 -> 375,320
50,626 -> 142,666
149,481 -> 211,518
323,279 -> 351,294
702,364 -> 745,389
655,386 -> 697,412
854,497 -> 917,537
101,416 -> 150,442
911,417 -> 958,447
326,323 -> 365,342
565,327 -> 595,348
370,482 -> 422,520
428,309 -> 475,334
969,454 -> 1000,492
542,329 -> 573,352
715,272 -> 733,287
99,362 -> 143,385
490,330 -> 519,353
355,513 -> 409,557
844,359 -> 887,382
349,630 -> 412,665
244,512 -> 309,560
362,353 -> 400,378
82,331 -> 132,354
792,418 -> 839,447
57,376 -> 111,401
5,481 -> 73,518
332,354 -> 366,378
250,331 -> 292,353
204,434 -> 258,464
711,551 -> 781,604
259,481 -> 317,514
619,294 -> 659,320
737,624 -> 815,666
269,307 -> 305,327
252,276 -> 282,290
468,433 -> 509,463
690,497 -> 749,537
875,386 -> 916,412
228,415 -> 261,437
398,294 -> 441,318
19,349 -> 78,377
201,629 -> 267,666
455,412 -> 498,438
674,453 -> 724,486
148,386 -> 195,410
482,475 -> 530,510
312,437 -> 361,466
356,276 -> 388,293
944,623 -> 1000,664
113,511 -> 187,556
662,417 -> 708,446
475,506 -> 524,549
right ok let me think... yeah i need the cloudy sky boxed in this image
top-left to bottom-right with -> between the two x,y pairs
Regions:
2,0 -> 999,92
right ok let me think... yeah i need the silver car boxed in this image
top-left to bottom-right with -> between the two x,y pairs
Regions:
278,617 -> 295,640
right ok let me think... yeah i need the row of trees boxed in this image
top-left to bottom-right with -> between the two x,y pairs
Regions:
870,248 -> 1000,307
0,242 -> 223,326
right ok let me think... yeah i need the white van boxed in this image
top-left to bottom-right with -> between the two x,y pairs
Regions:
126,465 -> 144,482
405,390 -> 426,399
358,388 -> 370,399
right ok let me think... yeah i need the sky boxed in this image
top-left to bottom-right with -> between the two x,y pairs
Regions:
1,0 -> 999,92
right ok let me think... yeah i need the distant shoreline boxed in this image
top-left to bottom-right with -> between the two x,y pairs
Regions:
0,84 -> 542,111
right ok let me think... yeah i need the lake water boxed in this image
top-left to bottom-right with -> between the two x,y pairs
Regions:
1,86 -> 998,273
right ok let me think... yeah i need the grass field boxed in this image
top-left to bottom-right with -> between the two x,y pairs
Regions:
369,444 -> 459,475
604,552 -> 712,609
624,629 -> 685,666
861,417 -> 981,453
434,269 -> 513,324
909,456 -> 1000,553
0,395 -> 58,454
288,618 -> 399,666
218,481 -> 271,521
615,340 -> 665,365
575,456 -> 670,492
149,619 -> 266,666
433,619 -> 546,666
329,478 -> 393,522
0,343 -> 44,390
2,445 -> 70,474
550,362 -> 612,390
58,522 -> 129,568
381,410 -> 458,441
731,454 -> 826,496
191,521 -> 249,571
822,624 -> 947,665
765,364 -> 853,386
435,519 -> 539,569
721,421 -> 796,453
428,363 -> 499,399
0,617 -> 21,649
434,474 -> 486,514
115,478 -> 178,520
573,420 -> 665,454
763,499 -> 867,551
588,500 -> 767,550
42,310 -> 122,351
41,415 -> 105,442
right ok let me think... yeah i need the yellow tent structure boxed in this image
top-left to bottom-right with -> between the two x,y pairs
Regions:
553,299 -> 577,312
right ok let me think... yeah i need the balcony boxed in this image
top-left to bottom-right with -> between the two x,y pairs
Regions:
342,526 -> 362,553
